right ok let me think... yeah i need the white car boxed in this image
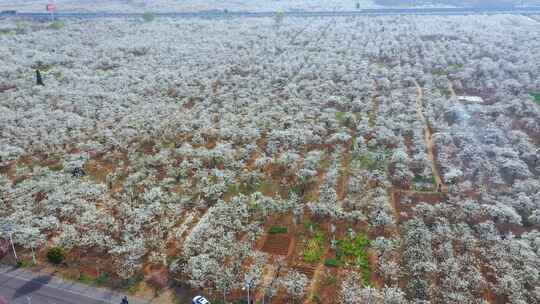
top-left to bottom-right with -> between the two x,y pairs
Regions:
192,296 -> 210,304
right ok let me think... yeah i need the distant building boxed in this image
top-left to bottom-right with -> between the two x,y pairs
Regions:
0,10 -> 17,16
457,96 -> 484,103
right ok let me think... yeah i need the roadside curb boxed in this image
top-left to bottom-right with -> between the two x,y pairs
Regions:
0,265 -> 150,304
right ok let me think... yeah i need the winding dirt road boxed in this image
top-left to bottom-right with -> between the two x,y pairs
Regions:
414,80 -> 444,190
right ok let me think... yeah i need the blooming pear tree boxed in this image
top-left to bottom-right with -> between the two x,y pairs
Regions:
0,12 -> 539,303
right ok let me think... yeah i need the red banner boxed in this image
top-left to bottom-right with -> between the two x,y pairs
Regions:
46,4 -> 57,12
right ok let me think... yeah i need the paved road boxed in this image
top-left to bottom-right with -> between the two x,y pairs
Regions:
2,7 -> 540,20
0,266 -> 148,304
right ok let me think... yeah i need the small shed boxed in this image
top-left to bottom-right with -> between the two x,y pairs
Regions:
457,96 -> 484,103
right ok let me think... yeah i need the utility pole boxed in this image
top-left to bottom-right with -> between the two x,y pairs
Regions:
46,3 -> 57,21
243,278 -> 255,304
30,246 -> 36,264
9,230 -> 17,261
2,224 -> 18,261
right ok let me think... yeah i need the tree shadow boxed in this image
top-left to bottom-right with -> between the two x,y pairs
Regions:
12,275 -> 52,299
173,282 -> 197,303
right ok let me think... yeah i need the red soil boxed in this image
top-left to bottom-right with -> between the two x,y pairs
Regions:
262,234 -> 292,256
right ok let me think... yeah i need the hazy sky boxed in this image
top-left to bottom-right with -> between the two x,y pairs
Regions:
0,1 -> 537,12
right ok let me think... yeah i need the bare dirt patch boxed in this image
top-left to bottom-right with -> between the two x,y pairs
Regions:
262,234 -> 292,256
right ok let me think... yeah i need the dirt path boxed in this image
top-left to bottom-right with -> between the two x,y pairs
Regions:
303,246 -> 331,304
336,144 -> 352,202
414,80 -> 445,190
168,209 -> 210,257
369,81 -> 379,127
253,264 -> 277,302
387,189 -> 402,228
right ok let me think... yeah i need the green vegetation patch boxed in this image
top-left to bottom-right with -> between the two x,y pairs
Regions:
289,184 -> 303,196
412,174 -> 436,191
95,272 -> 110,286
335,111 -> 346,123
225,178 -> 281,199
356,153 -> 378,170
269,226 -> 288,234
225,183 -> 242,198
324,258 -> 340,267
143,11 -> 156,22
16,260 -> 31,268
31,62 -> 54,73
121,275 -> 143,294
256,179 -> 281,196
335,111 -> 355,126
78,273 -> 94,284
303,220 -> 320,231
354,149 -> 390,171
46,247 -> 65,265
432,68 -> 447,76
303,232 -> 325,263
336,234 -> 370,283
49,163 -> 64,171
531,93 -> 540,104
226,180 -> 257,197
0,29 -> 16,36
324,274 -> 337,285
49,20 -> 65,30
78,271 -> 110,286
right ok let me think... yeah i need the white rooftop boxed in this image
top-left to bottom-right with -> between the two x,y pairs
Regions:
457,96 -> 484,103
